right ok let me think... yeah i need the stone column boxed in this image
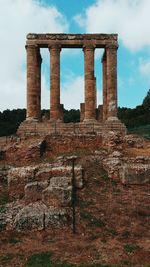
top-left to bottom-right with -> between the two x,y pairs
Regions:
102,50 -> 107,121
49,45 -> 61,121
36,49 -> 42,120
94,77 -> 97,109
83,45 -> 96,121
106,45 -> 118,121
26,45 -> 41,120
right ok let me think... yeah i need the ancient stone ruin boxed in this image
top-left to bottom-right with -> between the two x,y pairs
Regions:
0,33 -> 150,266
18,33 -> 126,135
1,33 -> 150,236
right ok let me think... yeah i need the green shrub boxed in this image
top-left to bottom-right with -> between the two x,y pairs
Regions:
124,244 -> 139,253
26,251 -> 53,267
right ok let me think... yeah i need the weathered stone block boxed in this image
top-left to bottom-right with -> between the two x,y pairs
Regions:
25,181 -> 48,204
45,207 -> 68,227
13,202 -> 68,231
103,151 -> 122,180
8,166 -> 38,197
120,164 -> 150,184
14,203 -> 46,231
42,177 -> 72,207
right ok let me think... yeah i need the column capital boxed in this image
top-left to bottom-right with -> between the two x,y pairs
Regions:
48,44 -> 61,52
105,44 -> 119,50
25,44 -> 38,50
83,43 -> 96,52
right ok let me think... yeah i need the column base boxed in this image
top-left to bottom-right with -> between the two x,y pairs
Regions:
49,118 -> 63,123
106,116 -> 119,122
26,117 -> 39,122
104,118 -> 127,135
83,118 -> 97,123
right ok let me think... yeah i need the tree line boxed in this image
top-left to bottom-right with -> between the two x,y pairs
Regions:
0,90 -> 150,137
118,89 -> 150,128
0,109 -> 80,136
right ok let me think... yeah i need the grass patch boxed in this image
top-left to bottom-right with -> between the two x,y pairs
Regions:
80,211 -> 92,220
78,200 -> 94,209
119,260 -> 132,266
0,205 -> 6,213
90,217 -> 105,228
122,231 -> 130,239
79,264 -> 113,267
128,124 -> 150,140
26,252 -> 53,267
89,233 -> 101,241
0,253 -> 14,264
0,192 -> 10,205
80,211 -> 105,228
137,210 -> 150,217
124,244 -> 140,253
107,228 -> 118,236
9,234 -> 20,244
100,170 -> 110,182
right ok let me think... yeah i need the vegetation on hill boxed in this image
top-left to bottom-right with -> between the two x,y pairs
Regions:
0,89 -> 150,137
0,109 -> 26,137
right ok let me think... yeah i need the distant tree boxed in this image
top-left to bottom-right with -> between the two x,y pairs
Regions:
142,89 -> 150,108
64,109 -> 80,123
1,89 -> 150,136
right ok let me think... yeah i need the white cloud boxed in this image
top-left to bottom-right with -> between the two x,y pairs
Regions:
74,0 -> 150,51
139,59 -> 150,77
61,74 -> 102,110
61,75 -> 84,110
41,74 -> 49,109
0,0 -> 68,111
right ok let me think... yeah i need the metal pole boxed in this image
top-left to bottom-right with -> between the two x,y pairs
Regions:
67,155 -> 78,234
55,122 -> 56,134
72,158 -> 76,234
74,123 -> 75,134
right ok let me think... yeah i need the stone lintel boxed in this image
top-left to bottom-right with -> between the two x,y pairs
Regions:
26,33 -> 118,49
106,44 -> 119,49
27,33 -> 118,40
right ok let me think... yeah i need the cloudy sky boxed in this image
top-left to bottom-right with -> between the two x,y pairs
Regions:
0,0 -> 150,111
